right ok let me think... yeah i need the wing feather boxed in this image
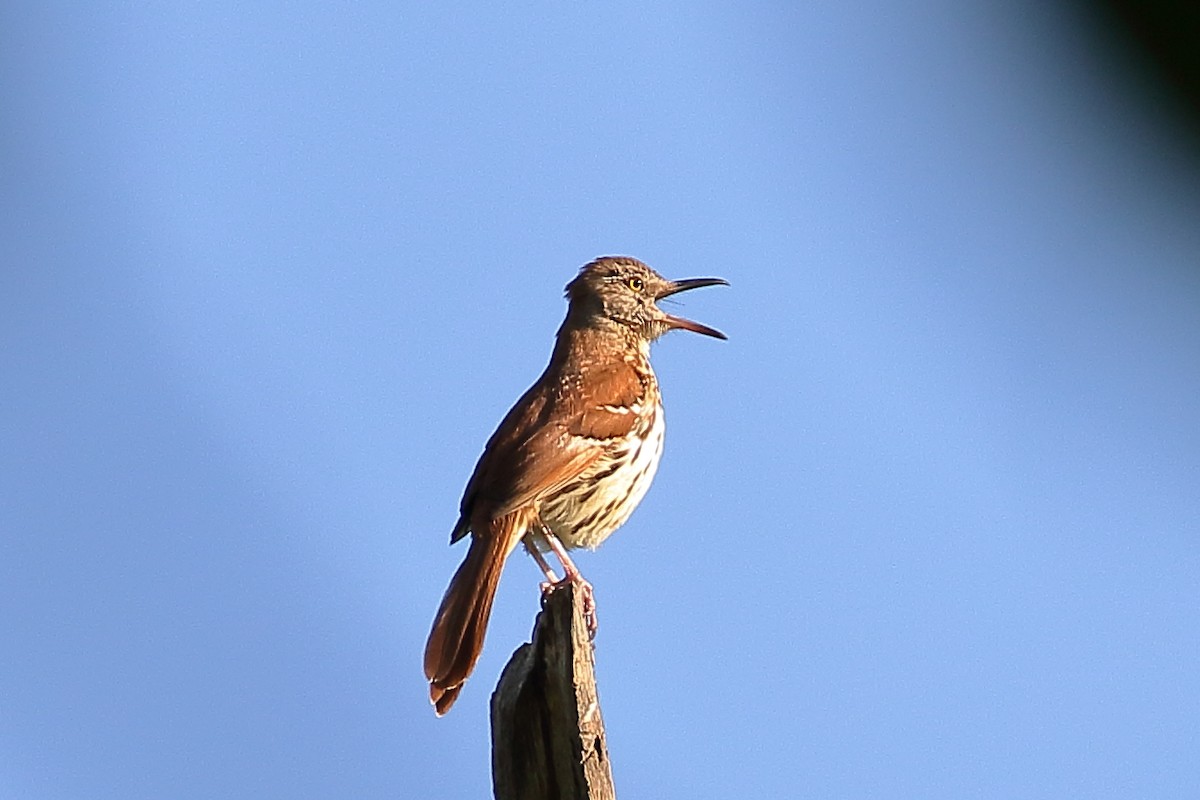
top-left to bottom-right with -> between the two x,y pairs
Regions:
450,360 -> 645,541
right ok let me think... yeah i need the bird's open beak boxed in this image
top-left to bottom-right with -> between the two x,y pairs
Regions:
658,277 -> 729,339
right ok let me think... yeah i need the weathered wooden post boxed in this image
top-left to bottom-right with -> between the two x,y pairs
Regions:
490,582 -> 615,800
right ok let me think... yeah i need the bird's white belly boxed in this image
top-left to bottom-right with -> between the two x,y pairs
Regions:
540,408 -> 665,550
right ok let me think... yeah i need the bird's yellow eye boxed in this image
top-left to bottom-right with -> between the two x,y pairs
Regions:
626,277 -> 644,292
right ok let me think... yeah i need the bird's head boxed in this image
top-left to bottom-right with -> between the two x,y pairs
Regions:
564,256 -> 728,342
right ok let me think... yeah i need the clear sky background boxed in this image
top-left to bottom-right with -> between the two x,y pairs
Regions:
3,3 -> 1199,799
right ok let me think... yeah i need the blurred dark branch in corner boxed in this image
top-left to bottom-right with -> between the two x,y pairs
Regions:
1076,0 -> 1200,161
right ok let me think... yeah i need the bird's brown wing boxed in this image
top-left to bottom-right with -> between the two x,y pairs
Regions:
451,360 -> 643,541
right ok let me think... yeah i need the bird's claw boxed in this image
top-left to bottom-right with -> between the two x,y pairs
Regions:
540,573 -> 598,640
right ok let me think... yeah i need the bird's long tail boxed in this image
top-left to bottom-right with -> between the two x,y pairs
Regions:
423,512 -> 526,715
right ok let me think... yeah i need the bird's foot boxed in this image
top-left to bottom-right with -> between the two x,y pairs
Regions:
541,571 -> 598,640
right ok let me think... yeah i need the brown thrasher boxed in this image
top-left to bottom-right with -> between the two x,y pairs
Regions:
423,256 -> 727,714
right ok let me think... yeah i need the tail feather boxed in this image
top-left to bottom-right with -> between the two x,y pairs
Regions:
424,512 -> 526,715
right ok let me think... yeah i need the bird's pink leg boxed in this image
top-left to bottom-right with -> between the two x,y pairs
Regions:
522,533 -> 561,585
538,525 -> 597,639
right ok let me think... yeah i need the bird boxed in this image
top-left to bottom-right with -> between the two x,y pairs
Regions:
423,255 -> 727,714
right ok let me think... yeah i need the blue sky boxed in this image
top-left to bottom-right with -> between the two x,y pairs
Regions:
3,3 -> 1199,798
